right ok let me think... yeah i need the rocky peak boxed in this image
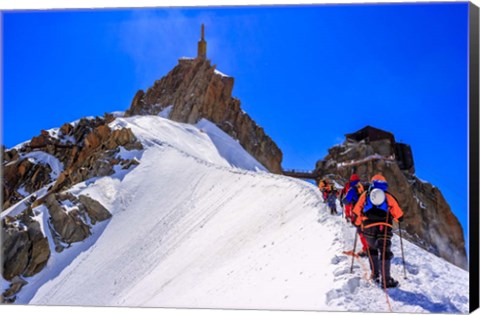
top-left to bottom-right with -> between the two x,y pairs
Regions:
125,57 -> 283,174
315,126 -> 468,270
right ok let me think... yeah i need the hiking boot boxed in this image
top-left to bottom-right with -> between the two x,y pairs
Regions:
383,277 -> 399,288
382,258 -> 398,288
371,274 -> 381,285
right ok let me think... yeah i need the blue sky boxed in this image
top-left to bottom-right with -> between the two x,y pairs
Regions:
2,3 -> 470,253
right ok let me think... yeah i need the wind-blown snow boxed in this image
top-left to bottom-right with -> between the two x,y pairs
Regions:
7,115 -> 468,313
214,69 -> 229,77
195,119 -> 266,172
21,151 -> 64,180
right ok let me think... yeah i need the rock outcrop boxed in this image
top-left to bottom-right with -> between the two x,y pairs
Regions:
3,158 -> 53,209
1,192 -> 112,302
1,114 -> 143,301
2,114 -> 143,211
2,210 -> 50,302
315,127 -> 468,270
2,214 -> 49,281
125,58 -> 282,174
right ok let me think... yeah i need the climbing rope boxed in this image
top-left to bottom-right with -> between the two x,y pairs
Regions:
363,217 -> 394,312
382,211 -> 393,312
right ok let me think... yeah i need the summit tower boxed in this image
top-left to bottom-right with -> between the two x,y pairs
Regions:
197,24 -> 207,59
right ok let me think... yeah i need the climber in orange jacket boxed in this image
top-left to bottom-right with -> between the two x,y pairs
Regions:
342,174 -> 369,257
318,179 -> 329,202
353,174 -> 404,288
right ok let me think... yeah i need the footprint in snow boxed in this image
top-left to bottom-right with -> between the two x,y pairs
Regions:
343,277 -> 360,293
334,266 -> 354,277
331,255 -> 348,265
326,288 -> 343,303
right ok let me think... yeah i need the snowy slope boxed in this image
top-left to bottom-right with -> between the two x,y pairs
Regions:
4,115 -> 469,313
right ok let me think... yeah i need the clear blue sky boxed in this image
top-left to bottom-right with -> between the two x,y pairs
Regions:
2,3 -> 470,253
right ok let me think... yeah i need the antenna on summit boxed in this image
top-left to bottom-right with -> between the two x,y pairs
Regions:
197,23 -> 207,60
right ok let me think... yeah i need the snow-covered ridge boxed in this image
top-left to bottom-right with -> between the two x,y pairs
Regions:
109,115 -> 266,172
2,115 -> 469,313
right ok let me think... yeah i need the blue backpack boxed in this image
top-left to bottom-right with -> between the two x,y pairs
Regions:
363,181 -> 389,213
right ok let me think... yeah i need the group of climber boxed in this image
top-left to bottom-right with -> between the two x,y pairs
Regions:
318,173 -> 404,289
318,179 -> 339,215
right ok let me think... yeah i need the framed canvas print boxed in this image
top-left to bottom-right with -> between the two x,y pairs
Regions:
1,0 -> 479,314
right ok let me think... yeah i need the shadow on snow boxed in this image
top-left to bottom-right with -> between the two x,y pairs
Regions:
388,288 -> 460,313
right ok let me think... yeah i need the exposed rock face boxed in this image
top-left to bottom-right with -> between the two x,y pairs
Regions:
2,276 -> 29,303
2,213 -> 50,281
2,115 -> 143,211
1,114 -> 142,300
1,192 -> 112,297
78,194 -> 112,225
3,159 -> 53,209
125,58 -> 282,173
45,193 -> 91,245
315,135 -> 468,270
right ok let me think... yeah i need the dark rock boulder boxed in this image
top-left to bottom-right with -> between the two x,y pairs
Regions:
23,219 -> 51,277
45,194 -> 91,245
1,214 -> 51,281
2,276 -> 28,302
78,195 -> 112,225
1,221 -> 30,281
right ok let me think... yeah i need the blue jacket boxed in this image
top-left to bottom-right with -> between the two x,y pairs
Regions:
344,180 -> 361,204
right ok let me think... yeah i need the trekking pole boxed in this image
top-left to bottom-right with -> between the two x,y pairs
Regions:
398,221 -> 407,279
350,231 -> 358,273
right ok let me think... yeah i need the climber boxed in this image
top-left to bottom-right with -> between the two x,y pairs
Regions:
326,185 -> 338,215
339,181 -> 349,210
352,174 -> 404,288
343,174 -> 369,256
343,174 -> 364,222
318,179 -> 328,202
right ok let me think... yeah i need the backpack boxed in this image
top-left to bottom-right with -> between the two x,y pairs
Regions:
344,182 -> 363,205
363,189 -> 389,213
361,187 -> 394,224
341,182 -> 350,199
